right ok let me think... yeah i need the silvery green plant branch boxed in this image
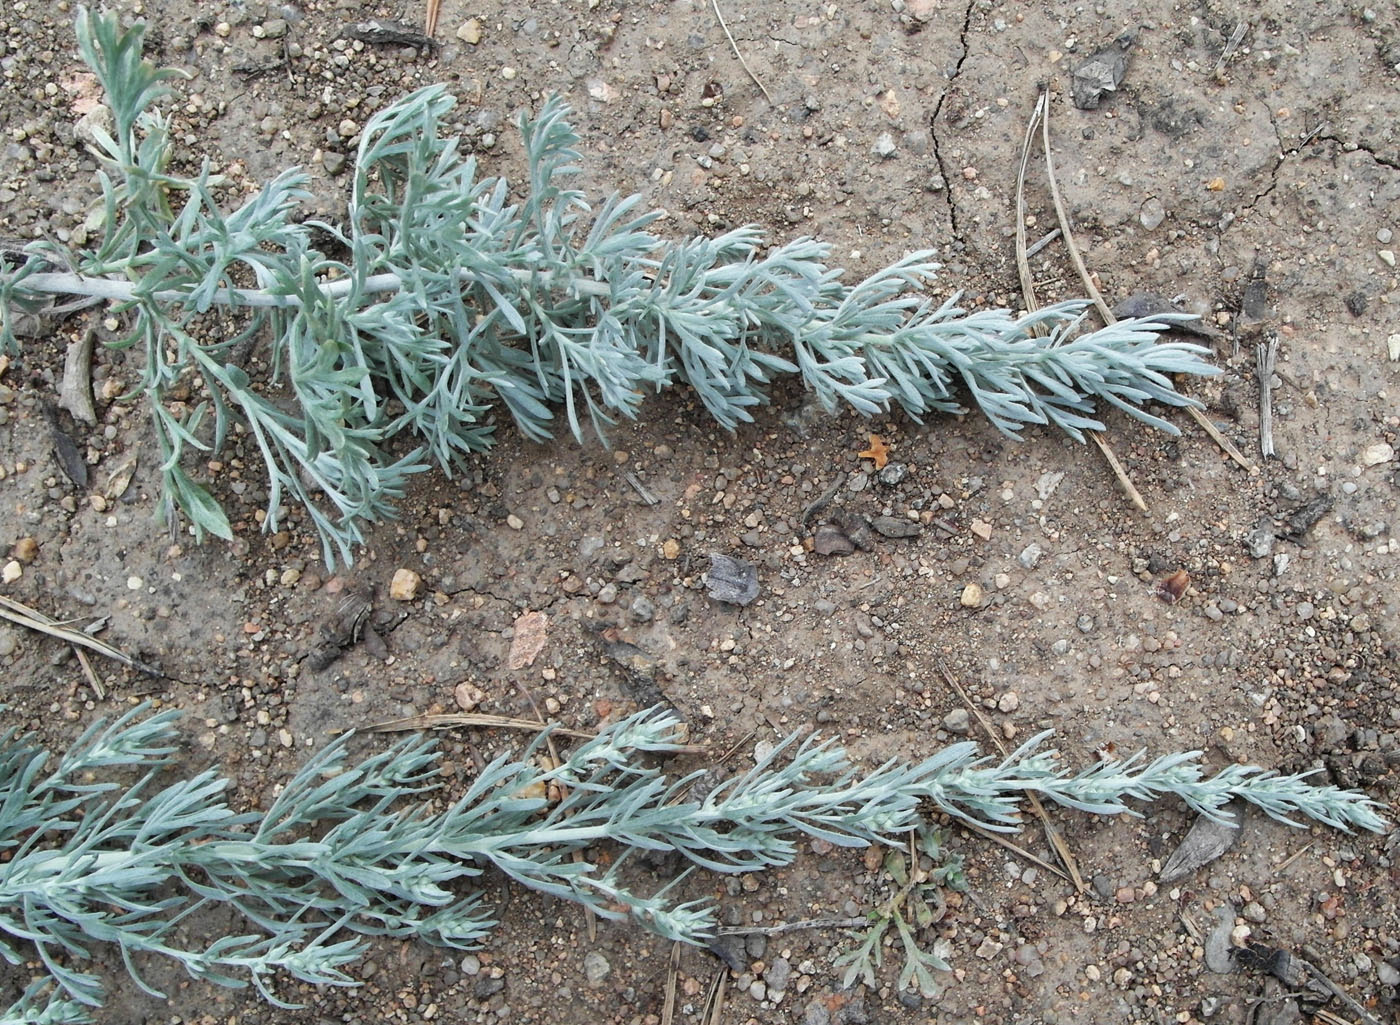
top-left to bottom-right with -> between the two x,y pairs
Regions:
0,10 -> 1220,567
0,704 -> 1387,1023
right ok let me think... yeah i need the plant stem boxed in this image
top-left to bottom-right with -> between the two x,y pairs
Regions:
16,266 -> 616,310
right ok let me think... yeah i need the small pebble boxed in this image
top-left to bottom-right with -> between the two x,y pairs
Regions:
455,682 -> 486,711
506,513 -> 525,530
1360,442 -> 1394,466
1139,197 -> 1165,230
878,462 -> 908,486
943,707 -> 970,734
1,560 -> 20,584
583,951 -> 611,986
998,691 -> 1019,713
960,582 -> 984,608
457,18 -> 482,43
390,568 -> 422,601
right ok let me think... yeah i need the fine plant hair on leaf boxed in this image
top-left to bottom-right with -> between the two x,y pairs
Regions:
0,9 -> 1222,567
0,704 -> 1387,1023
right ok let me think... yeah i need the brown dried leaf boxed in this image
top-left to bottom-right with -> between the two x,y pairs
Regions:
858,434 -> 890,469
103,448 -> 139,501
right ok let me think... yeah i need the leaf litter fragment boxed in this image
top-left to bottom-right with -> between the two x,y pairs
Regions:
1071,32 -> 1134,110
1159,801 -> 1243,883
858,434 -> 890,469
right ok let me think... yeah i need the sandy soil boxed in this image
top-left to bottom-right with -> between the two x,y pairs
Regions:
0,1 -> 1397,1023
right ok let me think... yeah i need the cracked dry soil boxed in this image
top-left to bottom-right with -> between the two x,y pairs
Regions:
1,1 -> 1399,1024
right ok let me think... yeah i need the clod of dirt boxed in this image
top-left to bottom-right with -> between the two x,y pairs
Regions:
705,933 -> 746,972
839,514 -> 876,552
1112,292 -> 1221,339
1071,32 -> 1134,110
871,515 -> 920,539
1156,568 -> 1191,603
1204,904 -> 1237,974
1159,803 -> 1243,883
1245,522 -> 1276,559
590,627 -> 670,709
1281,495 -> 1333,541
343,19 -> 436,50
1252,976 -> 1304,1025
813,523 -> 855,556
703,552 -> 759,605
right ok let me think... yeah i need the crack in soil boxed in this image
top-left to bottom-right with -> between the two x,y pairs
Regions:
1230,116 -> 1400,239
1313,134 -> 1400,172
927,0 -> 977,238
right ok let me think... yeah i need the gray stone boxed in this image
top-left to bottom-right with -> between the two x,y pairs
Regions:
878,462 -> 908,485
583,951 -> 611,986
1245,524 -> 1275,559
1139,196 -> 1166,230
766,957 -> 792,993
703,552 -> 759,605
943,708 -> 970,734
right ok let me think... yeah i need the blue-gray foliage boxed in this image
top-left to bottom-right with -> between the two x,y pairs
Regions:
0,702 -> 1384,1023
0,9 -> 1222,567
